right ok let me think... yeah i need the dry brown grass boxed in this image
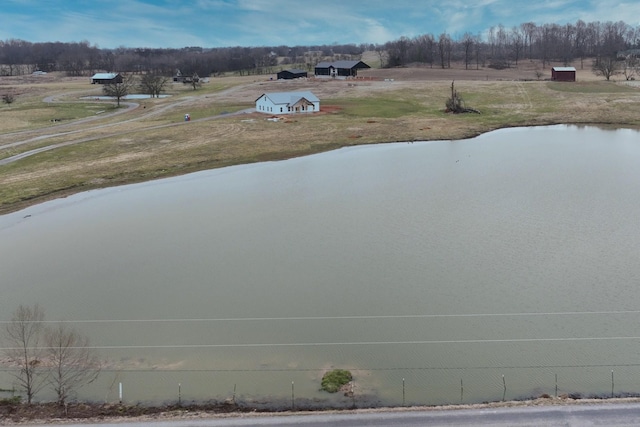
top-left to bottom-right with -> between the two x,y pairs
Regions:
1,60 -> 640,214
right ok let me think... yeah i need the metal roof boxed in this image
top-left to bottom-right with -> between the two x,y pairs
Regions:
279,69 -> 307,74
258,91 -> 319,105
552,67 -> 576,71
91,73 -> 120,79
315,60 -> 369,69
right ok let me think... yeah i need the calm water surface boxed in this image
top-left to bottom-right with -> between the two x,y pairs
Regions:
2,125 -> 640,406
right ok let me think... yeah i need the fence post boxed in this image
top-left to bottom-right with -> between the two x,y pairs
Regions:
350,381 -> 356,409
611,370 -> 614,398
178,383 -> 181,406
291,381 -> 295,410
402,378 -> 405,406
502,375 -> 506,401
555,373 -> 558,397
460,379 -> 463,403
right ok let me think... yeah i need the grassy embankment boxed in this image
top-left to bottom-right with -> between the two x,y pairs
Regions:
1,77 -> 640,214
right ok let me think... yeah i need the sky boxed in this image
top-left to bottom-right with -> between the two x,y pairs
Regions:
1,0 -> 639,49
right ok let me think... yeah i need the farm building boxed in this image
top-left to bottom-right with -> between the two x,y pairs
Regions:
173,69 -> 185,82
277,69 -> 308,79
314,60 -> 370,79
91,73 -> 123,84
551,67 -> 576,82
255,91 -> 319,115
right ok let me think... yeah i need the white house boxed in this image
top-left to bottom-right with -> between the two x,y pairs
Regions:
255,91 -> 320,115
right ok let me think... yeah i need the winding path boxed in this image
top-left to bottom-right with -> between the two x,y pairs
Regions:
0,84 -> 258,165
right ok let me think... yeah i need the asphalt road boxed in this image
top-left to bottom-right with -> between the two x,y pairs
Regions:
37,402 -> 640,427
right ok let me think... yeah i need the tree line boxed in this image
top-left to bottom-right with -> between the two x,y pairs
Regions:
1,19 -> 638,78
382,20 -> 637,70
1,304 -> 100,406
0,40 -> 365,77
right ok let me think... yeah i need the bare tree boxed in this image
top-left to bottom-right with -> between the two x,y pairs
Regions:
574,20 -> 588,69
189,72 -> 201,90
437,33 -> 452,69
3,304 -> 46,404
509,27 -> 524,66
474,34 -> 484,69
102,74 -> 134,106
45,323 -> 101,406
520,22 -> 537,59
592,56 -> 620,80
139,73 -> 169,97
621,55 -> 638,80
375,47 -> 388,68
461,33 -> 474,70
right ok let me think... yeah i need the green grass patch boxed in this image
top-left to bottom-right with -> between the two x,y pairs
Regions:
1,101 -> 115,130
321,369 -> 353,393
333,96 -> 426,118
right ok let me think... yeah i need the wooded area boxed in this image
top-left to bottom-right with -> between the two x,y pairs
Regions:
0,20 -> 638,78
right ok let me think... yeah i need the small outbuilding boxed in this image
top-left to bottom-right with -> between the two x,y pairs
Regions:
255,91 -> 320,115
91,73 -> 123,84
551,67 -> 576,82
277,69 -> 308,80
314,60 -> 370,79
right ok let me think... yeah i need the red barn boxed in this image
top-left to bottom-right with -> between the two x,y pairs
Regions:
551,67 -> 576,82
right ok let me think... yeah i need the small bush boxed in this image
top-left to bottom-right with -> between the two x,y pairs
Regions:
2,93 -> 15,104
321,369 -> 353,393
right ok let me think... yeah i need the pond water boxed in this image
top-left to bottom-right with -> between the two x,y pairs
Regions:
2,125 -> 640,407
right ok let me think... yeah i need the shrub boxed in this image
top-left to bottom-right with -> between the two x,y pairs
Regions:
2,93 -> 15,104
321,369 -> 353,393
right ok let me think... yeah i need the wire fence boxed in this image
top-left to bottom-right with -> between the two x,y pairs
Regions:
3,310 -> 640,408
2,364 -> 639,409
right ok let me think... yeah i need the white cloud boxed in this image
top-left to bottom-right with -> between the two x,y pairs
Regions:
1,0 -> 639,48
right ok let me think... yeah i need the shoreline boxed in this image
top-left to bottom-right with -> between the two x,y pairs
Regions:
4,395 -> 640,425
2,121 -> 639,217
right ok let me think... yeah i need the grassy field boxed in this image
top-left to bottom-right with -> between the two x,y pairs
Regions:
1,67 -> 640,214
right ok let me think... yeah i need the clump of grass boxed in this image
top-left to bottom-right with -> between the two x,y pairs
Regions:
321,369 -> 353,393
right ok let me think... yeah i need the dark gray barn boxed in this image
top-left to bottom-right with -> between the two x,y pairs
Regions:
314,60 -> 370,79
91,73 -> 123,84
277,69 -> 308,79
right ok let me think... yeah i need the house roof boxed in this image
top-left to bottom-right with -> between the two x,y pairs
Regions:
552,67 -> 576,72
91,73 -> 120,79
279,69 -> 307,74
315,60 -> 370,69
257,91 -> 319,105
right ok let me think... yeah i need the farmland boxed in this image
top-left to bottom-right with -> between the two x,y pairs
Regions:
1,60 -> 640,214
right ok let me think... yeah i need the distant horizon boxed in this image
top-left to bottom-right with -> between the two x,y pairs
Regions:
2,0 -> 639,50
